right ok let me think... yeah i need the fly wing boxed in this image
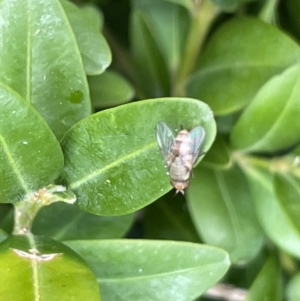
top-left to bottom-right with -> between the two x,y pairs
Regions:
155,122 -> 174,164
188,126 -> 206,164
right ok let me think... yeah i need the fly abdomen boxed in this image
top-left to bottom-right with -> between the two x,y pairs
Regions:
169,157 -> 191,182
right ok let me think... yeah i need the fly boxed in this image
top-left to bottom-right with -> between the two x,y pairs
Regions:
155,122 -> 206,194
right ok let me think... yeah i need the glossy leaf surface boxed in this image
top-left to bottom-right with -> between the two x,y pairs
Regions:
187,18 -> 300,115
66,239 -> 230,301
231,64 -> 300,152
0,234 -> 100,301
60,98 -> 216,215
88,71 -> 135,109
243,162 -> 300,258
32,202 -> 134,240
247,256 -> 282,301
61,0 -> 111,75
0,84 -> 63,204
188,165 -> 263,264
0,0 -> 91,139
80,5 -> 104,30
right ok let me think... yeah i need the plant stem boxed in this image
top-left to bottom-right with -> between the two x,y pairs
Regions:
14,197 -> 44,235
13,185 -> 76,235
173,0 -> 219,96
233,151 -> 300,178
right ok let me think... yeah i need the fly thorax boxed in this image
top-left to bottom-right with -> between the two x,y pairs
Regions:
172,130 -> 190,155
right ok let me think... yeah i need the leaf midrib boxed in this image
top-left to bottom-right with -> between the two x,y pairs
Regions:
0,134 -> 30,194
69,141 -> 157,190
97,260 -> 226,283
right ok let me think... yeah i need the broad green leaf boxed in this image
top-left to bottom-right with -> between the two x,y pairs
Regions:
0,84 -> 63,204
132,0 -> 189,74
243,161 -> 300,258
144,193 -> 200,242
80,5 -> 104,31
0,234 -> 100,301
202,135 -> 232,169
32,202 -> 134,240
130,0 -> 190,97
0,0 -> 91,139
59,98 -> 216,215
88,71 -> 135,109
246,255 -> 282,301
274,173 -> 300,232
187,18 -> 300,115
187,165 -> 263,264
286,273 -> 300,301
231,64 -> 300,153
61,0 -> 111,75
130,8 -> 170,97
65,239 -> 230,301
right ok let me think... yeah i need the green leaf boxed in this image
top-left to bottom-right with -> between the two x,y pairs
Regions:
59,97 -> 216,215
162,0 -> 194,12
292,144 -> 300,156
80,5 -> 104,31
0,234 -> 100,301
246,255 -> 282,301
32,202 -> 134,240
202,135 -> 232,169
216,114 -> 236,134
130,8 -> 170,97
187,165 -> 263,264
132,0 -> 189,74
61,0 -> 111,75
286,272 -> 300,301
274,173 -> 300,233
0,84 -> 63,204
130,0 -> 190,97
0,229 -> 7,243
0,0 -> 91,139
88,71 -> 135,109
187,17 -> 300,115
144,193 -> 200,242
243,161 -> 300,258
0,204 -> 14,234
231,64 -> 300,153
210,0 -> 253,12
65,239 -> 230,301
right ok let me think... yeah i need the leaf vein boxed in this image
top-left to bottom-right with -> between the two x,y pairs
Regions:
70,141 -> 157,189
0,134 -> 29,194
